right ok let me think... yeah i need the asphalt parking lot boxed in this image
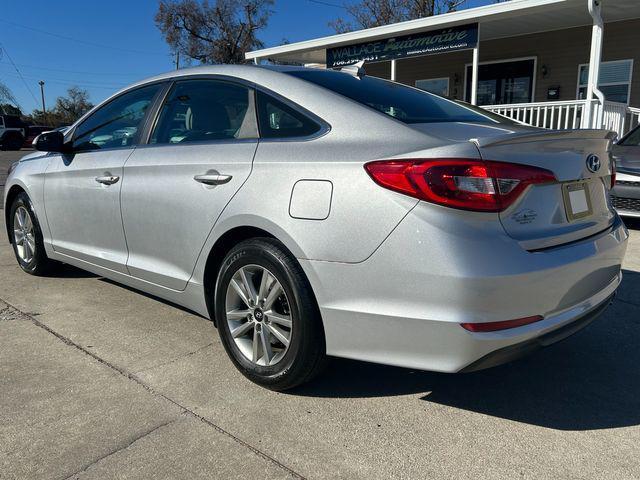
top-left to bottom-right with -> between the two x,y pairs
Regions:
1,149 -> 640,479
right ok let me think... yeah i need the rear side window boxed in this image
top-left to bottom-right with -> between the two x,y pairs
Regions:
151,79 -> 257,144
256,91 -> 321,139
286,69 -> 505,125
4,116 -> 25,128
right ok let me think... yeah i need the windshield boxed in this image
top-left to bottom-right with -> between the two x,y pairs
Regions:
286,69 -> 509,125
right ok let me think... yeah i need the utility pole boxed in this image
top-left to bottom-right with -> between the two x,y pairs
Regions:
38,80 -> 46,124
175,50 -> 180,70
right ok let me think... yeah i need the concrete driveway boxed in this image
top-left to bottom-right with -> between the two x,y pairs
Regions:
1,150 -> 640,479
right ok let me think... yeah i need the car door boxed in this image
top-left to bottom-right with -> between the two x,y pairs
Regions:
43,83 -> 164,273
120,78 -> 258,290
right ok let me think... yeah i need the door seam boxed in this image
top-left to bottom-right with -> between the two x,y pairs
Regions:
119,146 -> 138,276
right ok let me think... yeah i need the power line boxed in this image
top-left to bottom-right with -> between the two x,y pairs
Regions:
0,71 -> 126,91
0,18 -> 167,56
0,61 -> 147,77
307,0 -> 347,8
309,0 -> 348,8
0,43 -> 39,108
0,65 -> 127,86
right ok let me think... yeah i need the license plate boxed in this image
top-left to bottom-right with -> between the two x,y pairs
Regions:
563,181 -> 592,221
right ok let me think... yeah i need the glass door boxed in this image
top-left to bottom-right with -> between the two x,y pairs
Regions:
466,59 -> 535,105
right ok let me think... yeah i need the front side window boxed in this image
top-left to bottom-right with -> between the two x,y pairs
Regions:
287,69 -> 504,124
72,83 -> 162,151
578,60 -> 633,104
151,79 -> 256,144
256,91 -> 321,139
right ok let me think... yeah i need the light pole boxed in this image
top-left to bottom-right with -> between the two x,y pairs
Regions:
38,80 -> 46,124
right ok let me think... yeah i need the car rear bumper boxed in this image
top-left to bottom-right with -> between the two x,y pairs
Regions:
459,291 -> 615,372
300,204 -> 628,373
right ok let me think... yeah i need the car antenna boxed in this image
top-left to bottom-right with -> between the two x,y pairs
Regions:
337,60 -> 366,79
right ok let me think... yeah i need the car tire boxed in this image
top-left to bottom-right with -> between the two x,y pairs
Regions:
215,238 -> 327,391
9,193 -> 58,275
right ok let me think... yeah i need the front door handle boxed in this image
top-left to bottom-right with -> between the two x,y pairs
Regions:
95,175 -> 120,185
194,174 -> 233,185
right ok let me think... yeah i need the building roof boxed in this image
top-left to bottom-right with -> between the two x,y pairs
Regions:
246,0 -> 640,64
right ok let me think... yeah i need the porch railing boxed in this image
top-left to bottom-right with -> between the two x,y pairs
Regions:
483,100 -> 588,130
482,99 -> 637,139
626,107 -> 640,135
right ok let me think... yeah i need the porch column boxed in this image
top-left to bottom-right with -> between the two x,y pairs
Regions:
470,25 -> 480,105
583,0 -> 604,128
390,59 -> 397,81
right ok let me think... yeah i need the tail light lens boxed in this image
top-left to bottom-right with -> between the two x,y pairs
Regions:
365,159 -> 556,212
461,315 -> 544,332
610,158 -> 617,189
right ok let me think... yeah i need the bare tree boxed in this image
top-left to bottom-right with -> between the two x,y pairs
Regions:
0,82 -> 18,113
330,0 -> 467,33
54,87 -> 93,124
155,0 -> 274,64
27,87 -> 93,126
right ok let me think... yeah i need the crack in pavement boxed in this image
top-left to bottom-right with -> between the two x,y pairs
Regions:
1,298 -> 306,480
0,303 -> 28,321
132,342 -> 215,375
62,418 -> 180,480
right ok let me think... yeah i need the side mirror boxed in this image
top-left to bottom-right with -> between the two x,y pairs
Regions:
34,130 -> 69,153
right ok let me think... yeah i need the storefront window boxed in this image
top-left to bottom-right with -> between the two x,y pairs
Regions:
577,59 -> 633,104
465,58 -> 535,105
415,78 -> 449,97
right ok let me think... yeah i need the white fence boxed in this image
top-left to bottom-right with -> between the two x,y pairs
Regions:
627,107 -> 640,134
482,99 -> 638,139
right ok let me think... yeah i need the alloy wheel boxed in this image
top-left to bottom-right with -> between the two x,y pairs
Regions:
225,264 -> 293,366
13,206 -> 36,263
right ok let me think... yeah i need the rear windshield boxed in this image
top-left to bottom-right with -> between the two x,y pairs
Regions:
286,69 -> 507,125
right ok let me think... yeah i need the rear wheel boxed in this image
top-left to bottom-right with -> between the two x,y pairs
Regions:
215,238 -> 326,391
9,193 -> 58,275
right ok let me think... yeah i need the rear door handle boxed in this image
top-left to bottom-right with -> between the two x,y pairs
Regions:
95,175 -> 120,185
194,174 -> 233,185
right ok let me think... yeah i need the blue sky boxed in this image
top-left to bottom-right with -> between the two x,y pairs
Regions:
0,0 -> 493,114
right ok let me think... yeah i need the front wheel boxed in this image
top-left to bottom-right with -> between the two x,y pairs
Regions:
9,193 -> 58,275
215,238 -> 326,391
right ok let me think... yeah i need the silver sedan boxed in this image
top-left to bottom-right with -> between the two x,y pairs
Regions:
3,65 -> 628,390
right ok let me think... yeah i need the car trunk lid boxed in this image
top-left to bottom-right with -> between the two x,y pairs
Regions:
475,129 -> 617,250
408,123 -> 617,250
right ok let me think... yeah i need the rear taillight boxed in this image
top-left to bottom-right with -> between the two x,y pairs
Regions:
611,159 -> 617,189
461,315 -> 544,332
365,159 -> 556,212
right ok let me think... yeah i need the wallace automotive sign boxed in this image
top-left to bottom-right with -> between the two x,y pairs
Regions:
326,23 -> 478,67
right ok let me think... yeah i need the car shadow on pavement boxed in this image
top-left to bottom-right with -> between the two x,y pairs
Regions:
97,277 -> 208,318
295,269 -> 640,431
50,263 -> 98,278
624,217 -> 640,230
